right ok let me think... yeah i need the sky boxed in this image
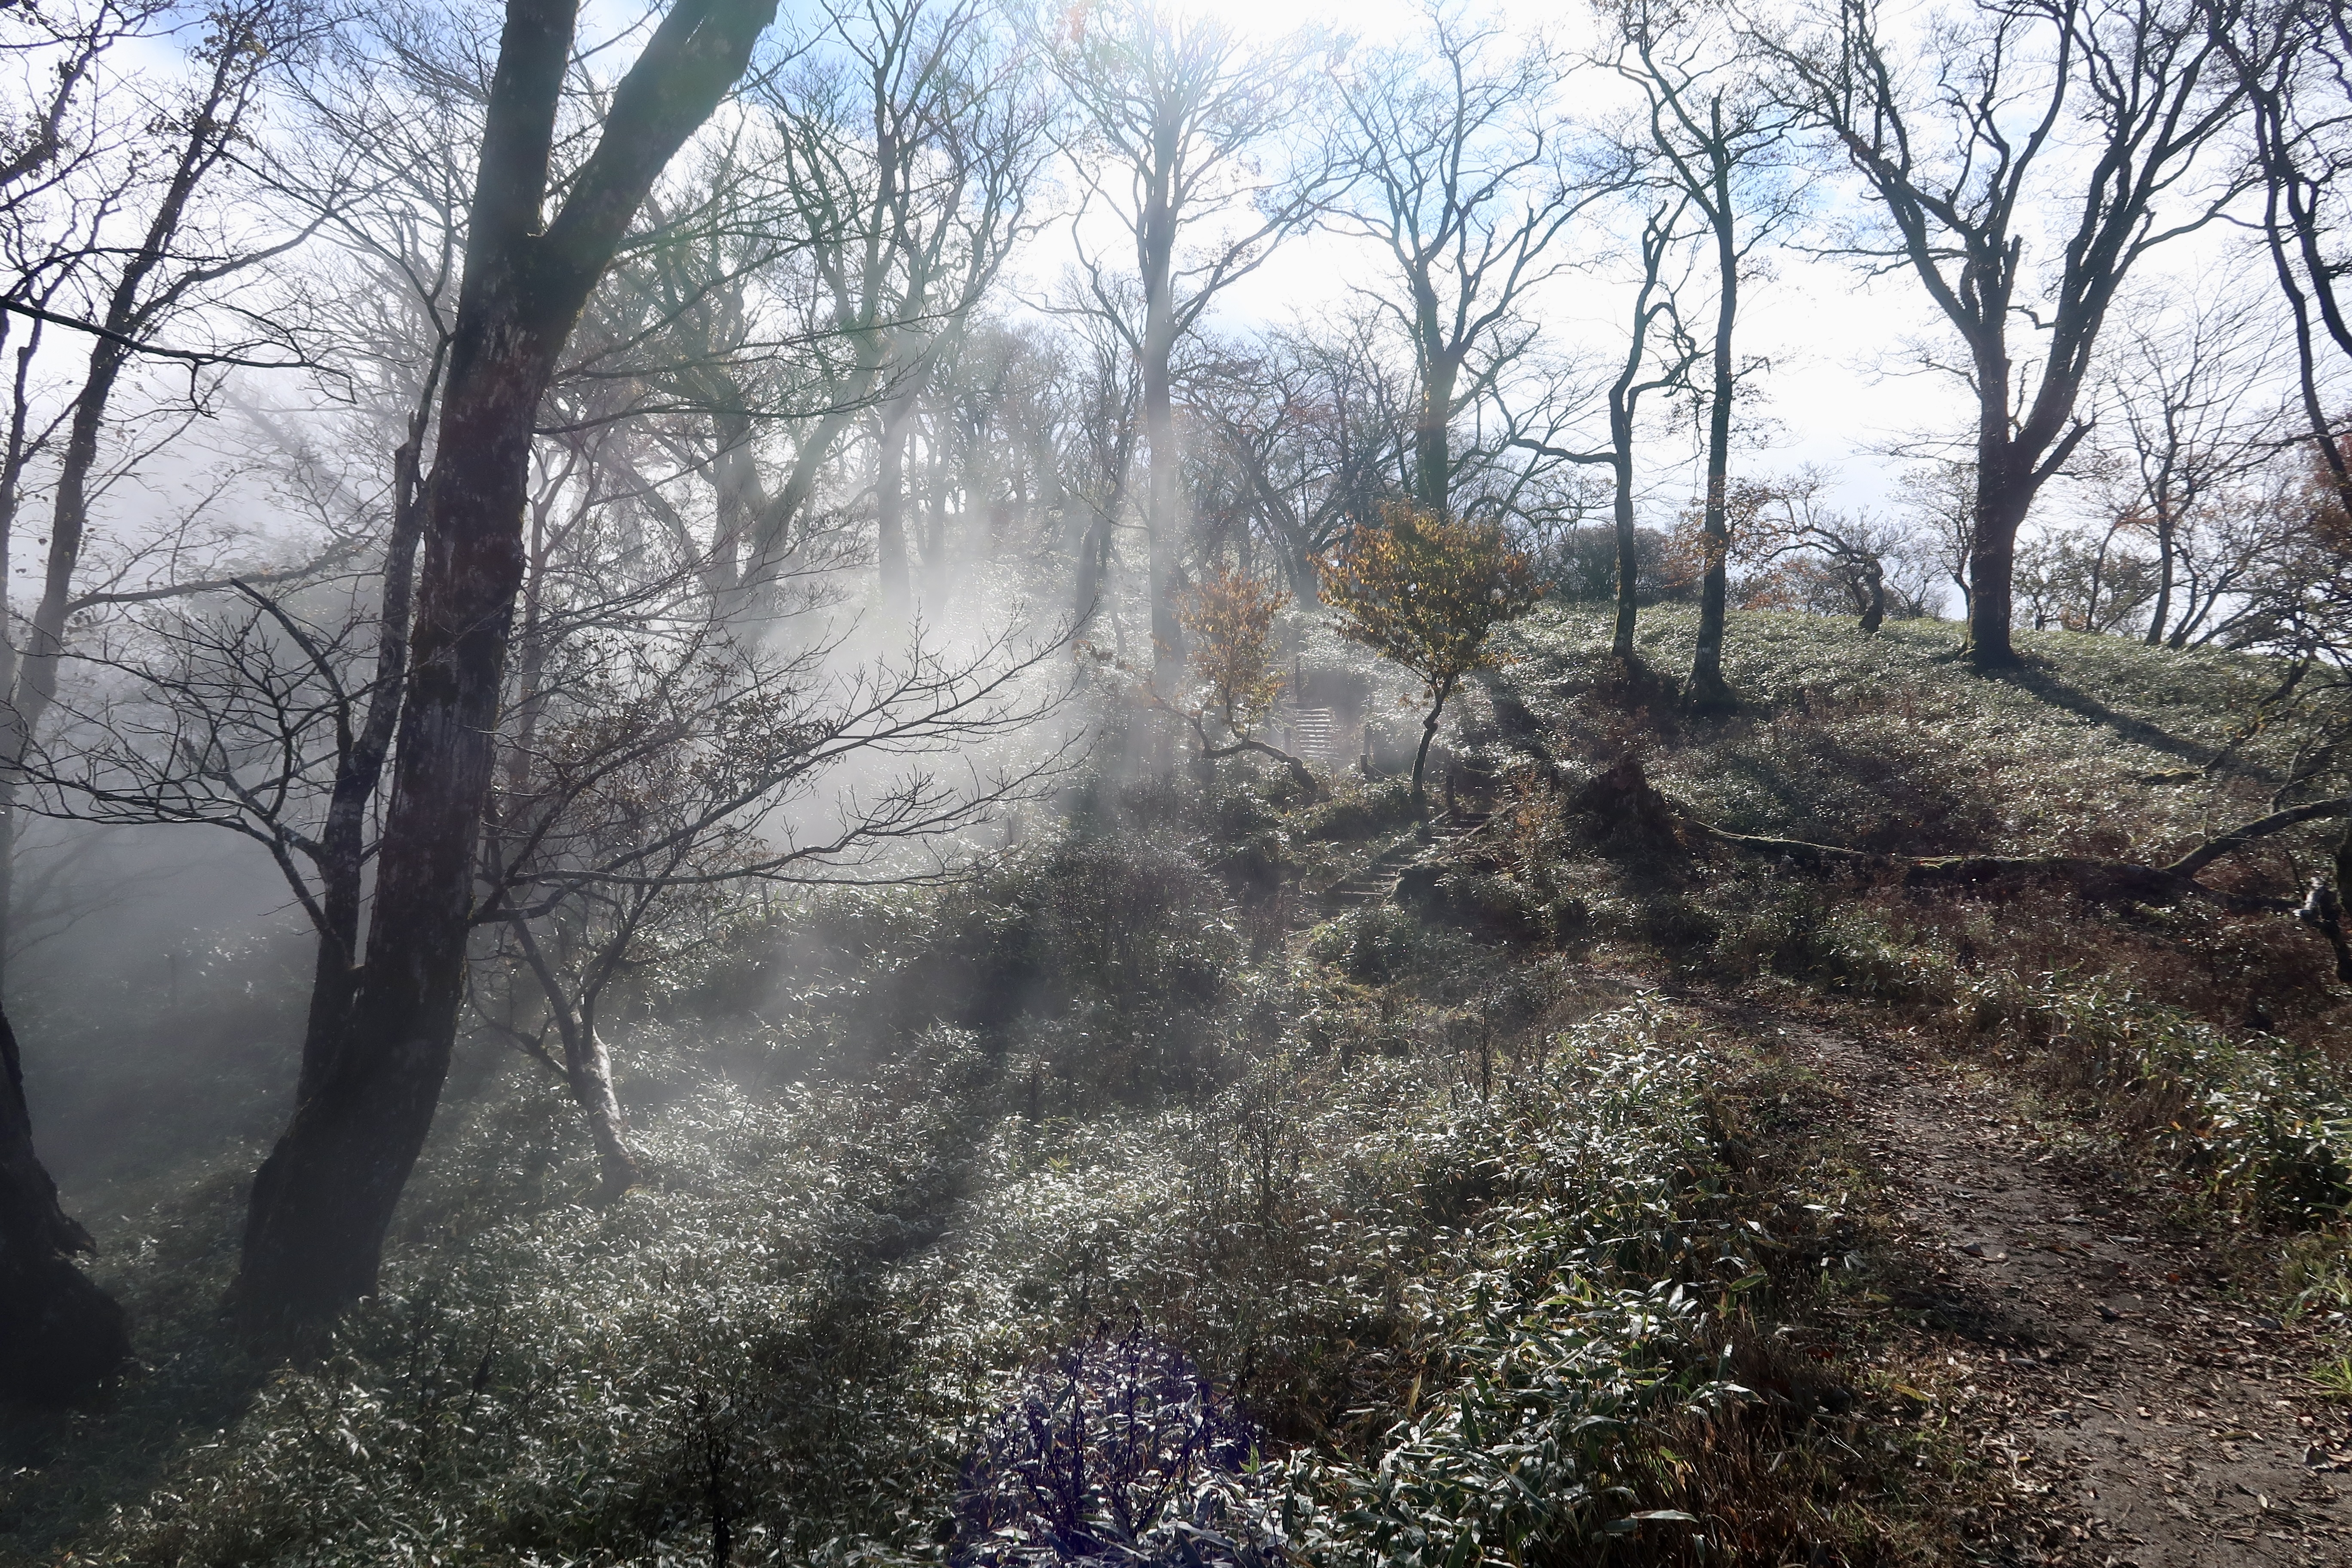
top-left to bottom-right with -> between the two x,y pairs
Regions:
1025,0 -> 2285,539
1019,0 -> 1967,530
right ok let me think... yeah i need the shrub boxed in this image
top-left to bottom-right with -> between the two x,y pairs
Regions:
1298,781 -> 1416,842
1968,972 -> 2352,1222
952,1332 -> 1277,1568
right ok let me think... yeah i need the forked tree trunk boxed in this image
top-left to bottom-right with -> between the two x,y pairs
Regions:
236,0 -> 777,1322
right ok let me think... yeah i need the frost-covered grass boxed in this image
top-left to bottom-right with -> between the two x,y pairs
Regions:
1473,601 -> 2352,1247
58,1006 -> 1753,1567
1494,602 -> 2317,864
17,601 -> 2352,1566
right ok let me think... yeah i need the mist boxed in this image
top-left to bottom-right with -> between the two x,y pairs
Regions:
2,0 -> 2351,1560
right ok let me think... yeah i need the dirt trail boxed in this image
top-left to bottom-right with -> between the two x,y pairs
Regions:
1784,1020 -> 2352,1567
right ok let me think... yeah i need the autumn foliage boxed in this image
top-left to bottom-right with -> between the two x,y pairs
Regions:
1320,503 -> 1540,805
1179,563 -> 1289,741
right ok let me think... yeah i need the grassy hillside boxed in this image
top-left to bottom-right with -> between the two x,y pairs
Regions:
4,604 -> 2348,1566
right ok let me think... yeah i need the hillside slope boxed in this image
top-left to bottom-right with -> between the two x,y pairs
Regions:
3,605 -> 2349,1567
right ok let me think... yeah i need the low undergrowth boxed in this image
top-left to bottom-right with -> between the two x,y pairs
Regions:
63,1006 -> 1835,1567
19,603 -> 2352,1565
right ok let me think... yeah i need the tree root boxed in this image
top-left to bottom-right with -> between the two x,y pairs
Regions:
1595,755 -> 2350,916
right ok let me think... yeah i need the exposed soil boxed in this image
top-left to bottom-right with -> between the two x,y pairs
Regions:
1783,1018 -> 2352,1567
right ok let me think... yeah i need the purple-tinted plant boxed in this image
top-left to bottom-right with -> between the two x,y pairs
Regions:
953,1332 -> 1279,1567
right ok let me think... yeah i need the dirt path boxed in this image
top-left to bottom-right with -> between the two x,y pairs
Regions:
1783,1020 -> 2352,1567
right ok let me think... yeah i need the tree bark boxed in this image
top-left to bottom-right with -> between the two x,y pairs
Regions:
1687,115 -> 1737,705
1611,445 -> 1640,664
1141,295 -> 1184,689
236,0 -> 777,1321
874,403 -> 913,621
0,1001 -> 127,1401
295,412 -> 432,1106
1965,444 -> 2037,668
568,1020 -> 639,1202
1415,347 -> 1458,513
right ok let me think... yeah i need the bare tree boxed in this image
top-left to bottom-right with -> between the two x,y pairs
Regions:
747,0 -> 1047,621
1187,321 -> 1410,603
1728,471 -> 1922,631
1513,195 -> 1699,665
1608,0 -> 1800,705
2217,0 -> 2352,521
1054,0 -> 1324,691
1764,0 -> 2249,668
0,0 -> 314,1399
476,621 -> 1069,1197
234,0 -> 781,1323
1326,4 -> 1596,518
2093,290 -> 2289,646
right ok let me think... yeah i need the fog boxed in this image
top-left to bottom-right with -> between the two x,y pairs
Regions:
0,0 -> 2348,1553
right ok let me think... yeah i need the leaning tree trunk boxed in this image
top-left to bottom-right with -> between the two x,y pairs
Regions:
567,1021 -> 639,1201
0,1002 -> 127,1401
235,0 -> 778,1322
1410,674 -> 1456,812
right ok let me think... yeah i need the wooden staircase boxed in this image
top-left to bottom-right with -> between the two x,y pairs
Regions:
1283,705 -> 1338,766
1321,808 -> 1493,909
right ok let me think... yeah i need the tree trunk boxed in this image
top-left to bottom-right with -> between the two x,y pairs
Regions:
920,427 -> 952,614
1415,350 -> 1458,513
566,1015 -> 640,1201
1410,675 -> 1454,812
707,412 -> 759,597
0,1001 -> 127,1401
1965,457 -> 2030,670
1142,330 -> 1183,689
239,312 -> 558,1318
236,0 -> 778,1321
1859,555 -> 1886,633
1074,509 -> 1113,630
2144,509 -> 2175,646
1687,139 -> 1737,707
295,420 -> 430,1105
1611,448 -> 1639,664
875,405 -> 912,621
1139,138 -> 1185,696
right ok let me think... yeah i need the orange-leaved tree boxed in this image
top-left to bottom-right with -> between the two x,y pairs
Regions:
1319,502 -> 1540,810
1171,564 -> 1319,794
